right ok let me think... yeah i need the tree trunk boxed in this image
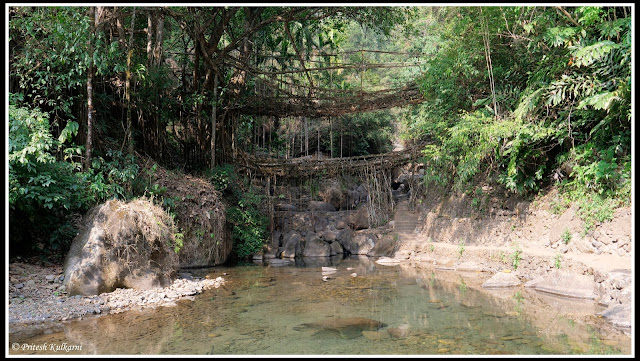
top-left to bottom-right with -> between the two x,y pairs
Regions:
211,74 -> 217,168
125,7 -> 136,155
193,38 -> 200,92
330,117 -> 333,158
146,11 -> 153,68
480,8 -> 498,119
85,6 -> 97,170
153,10 -> 164,67
340,117 -> 343,158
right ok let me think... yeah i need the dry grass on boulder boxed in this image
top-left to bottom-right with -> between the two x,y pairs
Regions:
63,198 -> 179,296
141,160 -> 231,267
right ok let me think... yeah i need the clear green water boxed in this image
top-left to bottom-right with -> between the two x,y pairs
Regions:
8,257 -> 631,355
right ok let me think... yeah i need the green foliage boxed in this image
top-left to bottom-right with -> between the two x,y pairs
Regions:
205,164 -> 238,192
554,253 -> 562,269
335,111 -> 395,156
511,242 -> 523,270
227,188 -> 269,259
457,240 -> 465,258
561,229 -> 572,245
79,149 -> 140,203
406,6 -> 630,231
9,98 -> 147,256
9,101 -> 83,212
173,228 -> 184,254
458,276 -> 467,294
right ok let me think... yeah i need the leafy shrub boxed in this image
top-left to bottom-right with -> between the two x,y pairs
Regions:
9,102 -> 83,212
205,164 -> 237,192
227,189 -> 269,259
511,242 -> 523,270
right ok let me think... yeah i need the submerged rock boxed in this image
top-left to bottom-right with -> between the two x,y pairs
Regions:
375,257 -> 402,266
387,323 -> 411,338
294,317 -> 387,339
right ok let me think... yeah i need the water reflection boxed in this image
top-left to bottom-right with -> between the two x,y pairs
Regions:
9,257 -> 631,355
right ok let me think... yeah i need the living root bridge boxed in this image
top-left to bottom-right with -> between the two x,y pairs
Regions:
234,146 -> 423,179
236,82 -> 425,118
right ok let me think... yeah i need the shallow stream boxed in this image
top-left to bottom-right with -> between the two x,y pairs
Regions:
8,256 -> 631,355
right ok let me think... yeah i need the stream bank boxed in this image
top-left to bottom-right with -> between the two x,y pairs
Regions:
390,182 -> 632,332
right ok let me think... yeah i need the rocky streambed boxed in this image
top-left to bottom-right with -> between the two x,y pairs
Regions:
8,260 -> 225,339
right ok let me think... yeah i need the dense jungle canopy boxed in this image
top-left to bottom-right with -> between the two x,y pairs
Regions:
8,5 -> 632,260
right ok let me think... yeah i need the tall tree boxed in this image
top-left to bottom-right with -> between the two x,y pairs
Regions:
84,6 -> 97,170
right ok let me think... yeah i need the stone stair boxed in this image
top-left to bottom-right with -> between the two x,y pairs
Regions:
392,198 -> 420,236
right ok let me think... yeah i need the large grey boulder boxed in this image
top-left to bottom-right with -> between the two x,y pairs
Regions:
309,201 -> 336,212
280,231 -> 302,258
63,199 -> 179,296
342,231 -> 377,255
275,203 -> 296,211
319,182 -> 345,210
367,234 -> 398,257
348,206 -> 370,230
330,241 -> 344,256
302,238 -> 332,257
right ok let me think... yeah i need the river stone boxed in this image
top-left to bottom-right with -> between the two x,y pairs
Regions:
330,241 -> 344,256
598,303 -> 631,328
280,231 -> 302,258
528,269 -> 595,299
309,201 -> 336,212
342,231 -> 377,255
265,258 -> 291,267
314,217 -> 329,233
294,317 -> 387,339
455,261 -> 486,272
524,275 -> 545,288
321,230 -> 338,242
335,228 -> 352,245
63,199 -> 178,296
387,324 -> 411,338
275,203 -> 296,211
362,330 -> 390,341
367,234 -> 398,257
482,271 -> 521,288
348,206 -> 370,230
302,238 -> 331,257
375,257 -> 402,266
